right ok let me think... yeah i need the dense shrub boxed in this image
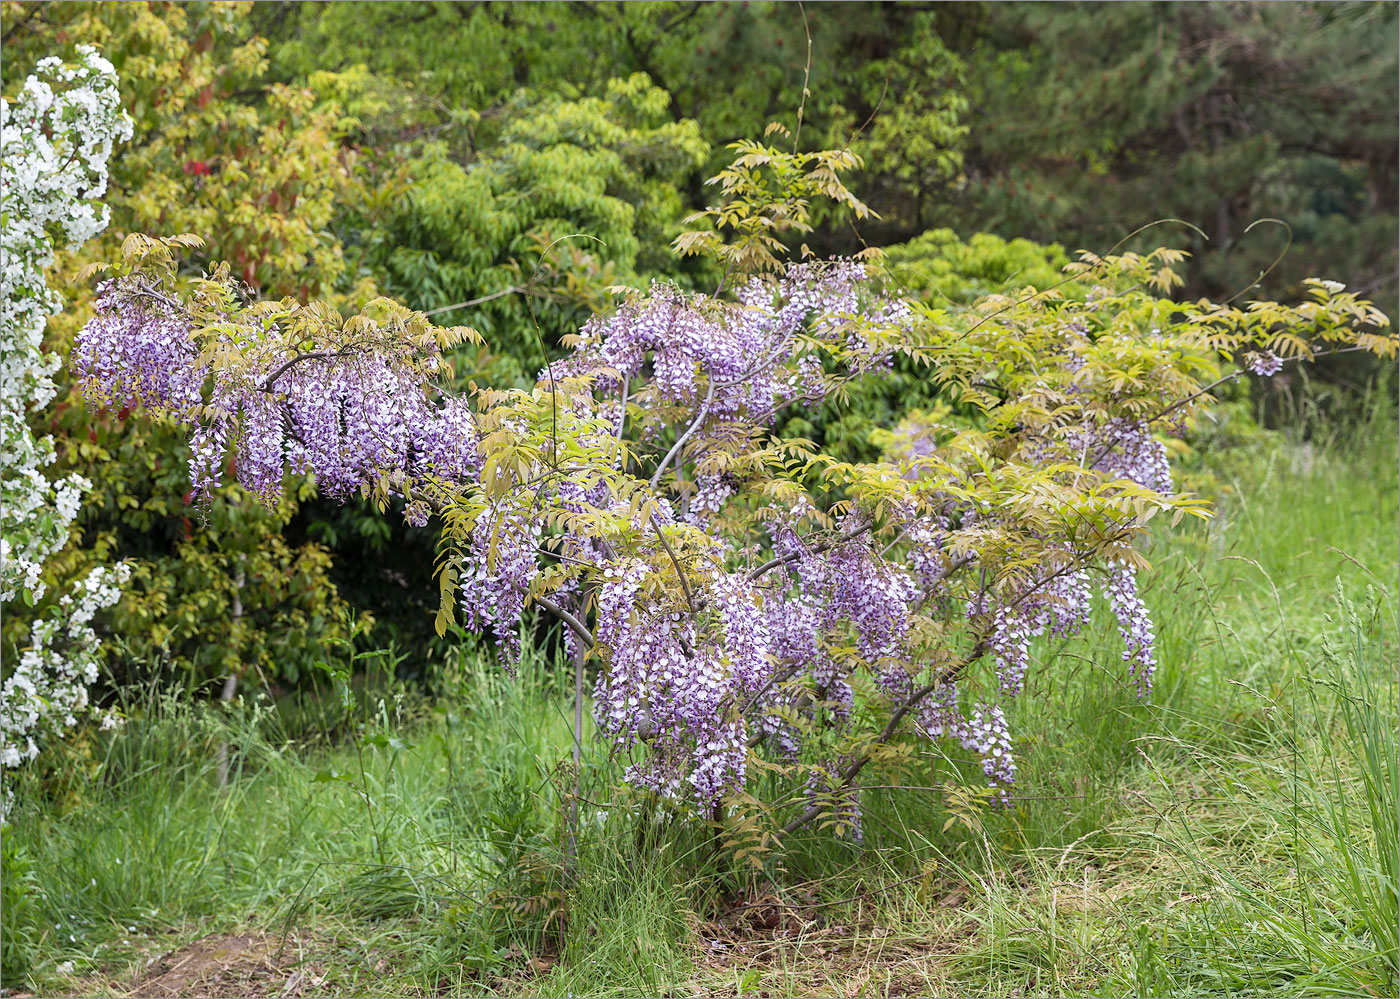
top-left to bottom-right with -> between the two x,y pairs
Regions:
75,137 -> 1393,846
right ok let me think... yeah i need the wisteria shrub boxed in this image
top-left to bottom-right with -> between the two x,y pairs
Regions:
74,138 -> 1395,847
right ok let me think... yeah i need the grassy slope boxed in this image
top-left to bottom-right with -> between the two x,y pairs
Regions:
4,416 -> 1396,999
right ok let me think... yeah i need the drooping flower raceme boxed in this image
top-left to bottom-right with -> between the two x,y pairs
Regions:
76,277 -> 484,507
0,46 -> 133,810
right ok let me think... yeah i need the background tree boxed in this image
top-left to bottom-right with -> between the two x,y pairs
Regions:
948,2 -> 1397,312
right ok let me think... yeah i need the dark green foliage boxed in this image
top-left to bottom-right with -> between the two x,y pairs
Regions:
338,75 -> 711,378
263,2 -> 1396,314
950,2 -> 1397,316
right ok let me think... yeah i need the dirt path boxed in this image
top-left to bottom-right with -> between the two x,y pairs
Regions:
128,932 -> 323,999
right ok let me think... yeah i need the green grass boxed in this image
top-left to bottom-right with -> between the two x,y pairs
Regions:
3,415 -> 1395,998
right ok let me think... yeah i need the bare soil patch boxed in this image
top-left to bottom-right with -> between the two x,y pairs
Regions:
684,890 -> 973,998
128,932 -> 323,999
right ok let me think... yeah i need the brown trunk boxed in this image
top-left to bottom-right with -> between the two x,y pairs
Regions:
565,636 -> 586,881
214,564 -> 245,789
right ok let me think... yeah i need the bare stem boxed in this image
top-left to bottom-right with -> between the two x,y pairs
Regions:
566,639 -> 585,881
746,522 -> 875,583
526,590 -> 595,649
778,640 -> 988,837
649,379 -> 716,490
650,512 -> 698,617
422,284 -> 525,316
261,346 -> 361,392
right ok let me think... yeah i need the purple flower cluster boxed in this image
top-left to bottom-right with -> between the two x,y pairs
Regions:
987,564 -> 1092,697
1092,419 -> 1172,496
711,571 -> 771,693
1086,419 -> 1167,693
1103,563 -> 1157,694
781,528 -> 918,663
1243,350 -> 1284,377
686,472 -> 734,525
708,526 -> 928,776
759,592 -> 846,748
987,606 -> 1035,698
916,686 -> 1017,797
75,282 -> 204,416
589,559 -> 776,809
458,500 -> 540,661
557,260 -> 905,509
77,280 -> 480,508
580,502 -> 933,810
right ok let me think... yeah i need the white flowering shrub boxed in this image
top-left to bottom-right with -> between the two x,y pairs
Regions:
0,46 -> 133,803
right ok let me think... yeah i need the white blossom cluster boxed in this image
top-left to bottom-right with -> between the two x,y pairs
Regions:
1,564 -> 131,766
1,46 -> 132,809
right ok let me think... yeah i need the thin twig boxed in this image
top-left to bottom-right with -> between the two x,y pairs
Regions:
792,1 -> 813,153
1086,345 -> 1370,468
778,640 -> 988,836
746,522 -> 875,582
129,283 -> 186,313
567,639 -> 586,881
422,285 -> 525,316
649,378 -> 716,490
650,512 -> 698,617
526,589 -> 594,648
613,378 -> 630,472
261,347 -> 359,392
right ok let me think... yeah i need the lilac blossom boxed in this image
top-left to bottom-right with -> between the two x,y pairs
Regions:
1243,350 -> 1284,377
77,280 -> 482,506
1104,563 -> 1158,694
